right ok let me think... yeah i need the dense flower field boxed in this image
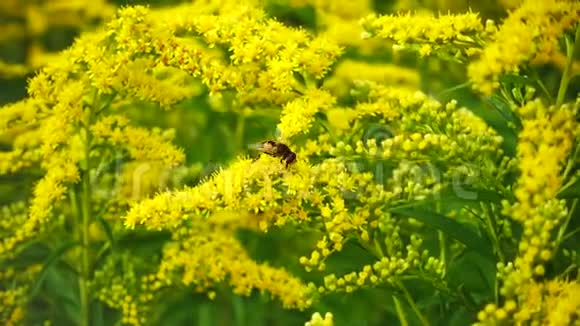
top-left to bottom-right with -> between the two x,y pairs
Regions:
0,0 -> 579,325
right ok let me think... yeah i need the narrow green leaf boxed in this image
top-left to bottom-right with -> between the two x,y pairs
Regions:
486,95 -> 522,130
96,215 -> 116,250
437,81 -> 472,97
29,240 -> 80,298
498,74 -> 535,86
389,207 -> 495,261
558,177 -> 580,199
457,284 -> 477,311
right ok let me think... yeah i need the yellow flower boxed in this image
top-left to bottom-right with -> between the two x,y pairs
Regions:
91,115 -> 185,166
278,89 -> 336,140
361,11 -> 484,60
478,100 -> 578,326
149,213 -> 313,309
468,0 -> 580,94
305,312 -> 334,326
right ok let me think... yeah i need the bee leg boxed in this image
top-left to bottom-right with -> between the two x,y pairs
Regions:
252,154 -> 262,162
284,153 -> 296,168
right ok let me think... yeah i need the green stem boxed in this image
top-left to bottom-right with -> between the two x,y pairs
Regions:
556,26 -> 579,107
562,141 -> 580,182
393,295 -> 409,326
482,204 -> 505,263
555,199 -> 578,254
562,226 -> 580,242
530,69 -> 553,103
78,158 -> 92,326
436,203 -> 446,278
397,281 -> 430,326
559,176 -> 578,196
373,233 -> 385,258
438,231 -> 446,277
78,91 -> 96,326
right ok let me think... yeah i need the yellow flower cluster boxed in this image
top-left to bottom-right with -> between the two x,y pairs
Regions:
324,59 -> 420,98
0,3 -> 190,266
124,144 -> 448,301
278,89 -> 336,140
91,115 -> 185,166
512,100 -> 575,215
0,264 -> 42,325
476,278 -> 580,325
305,311 -> 334,326
501,100 -> 576,287
322,83 -> 504,186
0,128 -> 42,174
361,11 -> 484,59
468,0 -> 580,95
1,150 -> 79,257
0,266 -> 26,325
151,219 -> 313,309
93,259 -> 152,326
124,157 -> 312,230
99,4 -> 342,106
321,235 -> 444,294
478,99 -> 578,324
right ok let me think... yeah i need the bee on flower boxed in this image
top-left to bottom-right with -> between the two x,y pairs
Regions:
252,140 -> 297,167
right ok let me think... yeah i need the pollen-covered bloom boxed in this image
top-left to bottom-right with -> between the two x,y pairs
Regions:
102,4 -> 342,106
361,11 -> 485,60
506,100 -> 575,276
332,82 -> 504,184
151,218 -> 314,310
468,0 -> 580,95
91,115 -> 185,166
278,89 -> 336,140
477,99 -> 578,325
475,278 -> 580,325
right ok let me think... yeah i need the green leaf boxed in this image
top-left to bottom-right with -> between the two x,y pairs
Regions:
29,240 -> 80,298
486,95 -> 522,130
498,74 -> 536,86
389,207 -> 495,261
558,177 -> 580,199
96,215 -> 116,250
457,284 -> 477,311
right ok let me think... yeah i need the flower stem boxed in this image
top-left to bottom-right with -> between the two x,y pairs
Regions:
556,26 -> 579,107
438,231 -> 446,277
79,153 -> 92,326
555,199 -> 578,254
78,92 -> 96,326
397,281 -> 430,326
482,203 -> 505,263
393,295 -> 409,326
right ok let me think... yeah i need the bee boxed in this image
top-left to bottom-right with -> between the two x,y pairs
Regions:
255,140 -> 297,167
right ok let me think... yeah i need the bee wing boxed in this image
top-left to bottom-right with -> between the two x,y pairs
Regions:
248,142 -> 265,151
